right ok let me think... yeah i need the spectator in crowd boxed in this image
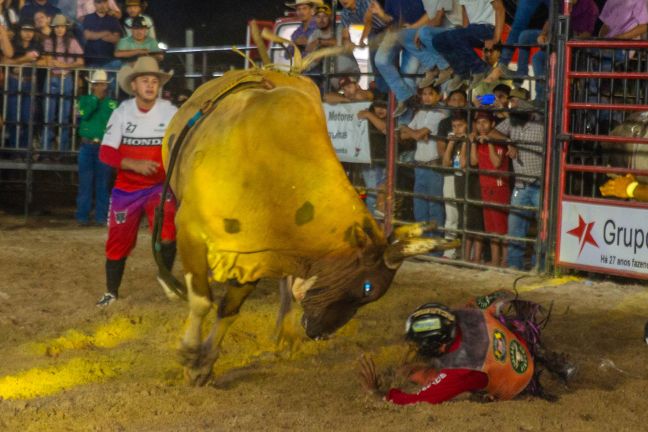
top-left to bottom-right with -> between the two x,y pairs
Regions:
520,0 -> 598,104
122,0 -> 155,40
284,0 -> 321,60
339,0 -> 388,93
305,4 -> 336,53
323,76 -> 373,103
305,4 -> 361,92
417,0 -> 463,88
77,0 -> 121,21
0,0 -> 19,29
357,97 -> 388,217
400,83 -> 447,233
598,0 -> 647,40
485,0 -> 549,83
486,87 -> 544,269
492,82 -> 510,123
19,0 -> 60,21
114,15 -> 161,64
75,69 -> 118,226
42,13 -> 84,153
5,18 -> 39,151
0,17 -> 13,57
437,89 -> 467,258
369,0 -> 428,118
33,10 -> 51,42
432,0 -> 505,91
82,0 -> 122,69
96,56 -> 178,307
471,111 -> 509,266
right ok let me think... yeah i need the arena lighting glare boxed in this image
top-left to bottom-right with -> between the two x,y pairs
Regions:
158,41 -> 168,51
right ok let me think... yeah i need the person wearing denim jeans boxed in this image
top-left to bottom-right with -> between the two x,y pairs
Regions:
507,183 -> 540,269
433,0 -> 505,88
42,14 -> 84,152
6,19 -> 41,152
75,69 -> 117,225
43,73 -> 75,151
7,75 -> 34,150
491,0 -> 548,79
491,88 -> 545,269
370,0 -> 426,115
400,85 -> 447,233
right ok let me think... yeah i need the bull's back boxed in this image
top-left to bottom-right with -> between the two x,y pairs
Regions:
164,70 -> 383,281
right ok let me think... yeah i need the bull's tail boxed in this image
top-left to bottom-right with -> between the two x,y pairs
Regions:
152,76 -> 273,301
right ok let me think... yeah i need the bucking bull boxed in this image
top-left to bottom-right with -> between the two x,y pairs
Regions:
154,36 -> 458,386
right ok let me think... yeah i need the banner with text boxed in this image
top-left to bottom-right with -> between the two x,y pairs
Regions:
323,102 -> 371,164
558,201 -> 648,278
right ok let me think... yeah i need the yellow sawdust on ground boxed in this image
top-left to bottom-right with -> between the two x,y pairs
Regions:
28,316 -> 148,357
0,357 -> 125,400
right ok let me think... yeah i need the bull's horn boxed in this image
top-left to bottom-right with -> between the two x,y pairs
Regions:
261,28 -> 302,72
383,238 -> 461,269
392,222 -> 437,241
290,275 -> 318,301
250,20 -> 271,66
301,45 -> 354,72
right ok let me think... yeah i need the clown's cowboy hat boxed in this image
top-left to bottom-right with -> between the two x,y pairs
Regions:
117,56 -> 173,95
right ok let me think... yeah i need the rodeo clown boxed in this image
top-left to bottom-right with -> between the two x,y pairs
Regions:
96,56 -> 178,307
359,291 -> 576,404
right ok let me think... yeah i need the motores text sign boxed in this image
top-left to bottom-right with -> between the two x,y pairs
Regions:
323,102 -> 371,164
559,201 -> 648,278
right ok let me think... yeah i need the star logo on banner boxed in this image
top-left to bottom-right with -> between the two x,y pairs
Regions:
567,215 -> 599,256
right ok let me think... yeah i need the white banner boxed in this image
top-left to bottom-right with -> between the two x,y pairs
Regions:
559,201 -> 648,277
323,102 -> 372,164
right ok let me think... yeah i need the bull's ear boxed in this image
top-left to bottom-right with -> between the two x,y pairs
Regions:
345,223 -> 369,249
290,275 -> 318,301
383,238 -> 461,269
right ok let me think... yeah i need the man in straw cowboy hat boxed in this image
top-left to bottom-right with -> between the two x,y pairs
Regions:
96,56 -> 178,307
284,0 -> 323,59
75,69 -> 118,227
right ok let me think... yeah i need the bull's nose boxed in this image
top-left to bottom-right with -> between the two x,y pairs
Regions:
302,316 -> 328,340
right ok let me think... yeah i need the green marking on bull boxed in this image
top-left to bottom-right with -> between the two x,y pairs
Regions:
295,201 -> 314,226
223,218 -> 241,234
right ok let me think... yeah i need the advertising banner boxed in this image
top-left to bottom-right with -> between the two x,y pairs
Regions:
558,200 -> 648,278
323,102 -> 371,164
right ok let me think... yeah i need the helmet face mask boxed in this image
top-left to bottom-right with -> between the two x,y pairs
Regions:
405,303 -> 457,357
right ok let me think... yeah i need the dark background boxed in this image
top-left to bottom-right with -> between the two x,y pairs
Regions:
151,0 -> 289,47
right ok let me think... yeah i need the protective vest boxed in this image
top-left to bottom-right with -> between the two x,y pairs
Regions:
435,308 -> 534,400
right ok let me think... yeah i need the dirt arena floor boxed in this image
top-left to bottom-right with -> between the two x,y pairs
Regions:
0,212 -> 647,432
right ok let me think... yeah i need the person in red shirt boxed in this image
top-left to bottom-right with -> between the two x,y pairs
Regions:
95,56 -> 178,307
360,294 -> 577,405
471,111 -> 510,267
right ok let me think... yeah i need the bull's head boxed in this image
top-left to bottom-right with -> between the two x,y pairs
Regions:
295,222 -> 459,339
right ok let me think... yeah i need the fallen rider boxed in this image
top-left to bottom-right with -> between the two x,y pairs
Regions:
359,291 -> 577,404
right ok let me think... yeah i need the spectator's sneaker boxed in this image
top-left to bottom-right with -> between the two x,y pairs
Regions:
96,292 -> 116,308
446,75 -> 466,92
157,275 -> 180,300
468,72 -> 487,90
393,101 -> 409,118
418,68 -> 439,89
433,67 -> 454,87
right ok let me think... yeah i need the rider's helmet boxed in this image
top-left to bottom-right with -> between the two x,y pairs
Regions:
405,303 -> 457,357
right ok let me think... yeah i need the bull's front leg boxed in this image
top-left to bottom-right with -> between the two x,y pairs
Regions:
185,279 -> 257,386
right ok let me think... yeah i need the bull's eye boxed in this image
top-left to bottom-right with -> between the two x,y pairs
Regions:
363,281 -> 373,296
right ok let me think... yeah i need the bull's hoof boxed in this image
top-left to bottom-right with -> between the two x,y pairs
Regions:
184,365 -> 214,387
177,343 -> 202,369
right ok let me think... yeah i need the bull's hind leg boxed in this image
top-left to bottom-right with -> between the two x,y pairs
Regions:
185,279 -> 257,386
